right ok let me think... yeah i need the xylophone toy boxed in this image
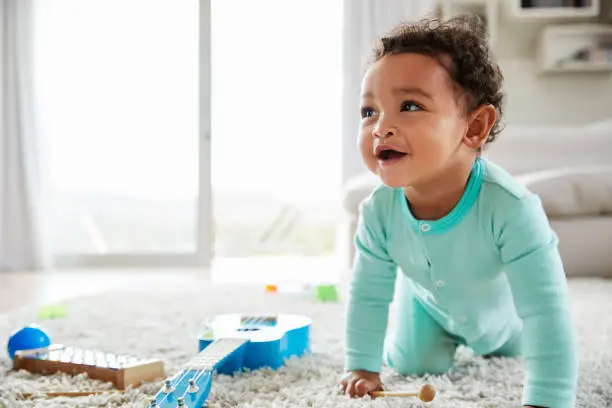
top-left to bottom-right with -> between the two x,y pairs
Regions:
145,313 -> 311,408
8,325 -> 165,390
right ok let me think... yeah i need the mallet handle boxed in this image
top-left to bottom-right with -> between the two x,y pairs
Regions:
21,391 -> 121,398
371,391 -> 418,398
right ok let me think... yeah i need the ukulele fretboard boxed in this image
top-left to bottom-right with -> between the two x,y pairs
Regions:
186,338 -> 248,371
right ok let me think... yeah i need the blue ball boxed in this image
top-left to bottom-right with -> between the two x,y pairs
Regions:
7,325 -> 51,360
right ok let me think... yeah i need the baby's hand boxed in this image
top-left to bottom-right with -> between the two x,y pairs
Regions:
340,370 -> 384,398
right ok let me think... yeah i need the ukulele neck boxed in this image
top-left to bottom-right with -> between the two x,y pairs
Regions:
185,338 -> 248,371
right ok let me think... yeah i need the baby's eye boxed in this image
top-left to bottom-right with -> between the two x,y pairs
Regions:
401,101 -> 423,112
360,106 -> 376,119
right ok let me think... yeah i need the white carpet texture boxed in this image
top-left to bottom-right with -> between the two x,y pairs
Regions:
0,278 -> 610,407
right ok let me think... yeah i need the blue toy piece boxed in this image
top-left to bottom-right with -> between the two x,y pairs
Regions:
147,313 -> 311,408
197,314 -> 310,375
7,325 -> 51,360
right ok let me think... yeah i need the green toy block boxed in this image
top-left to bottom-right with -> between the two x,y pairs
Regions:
315,285 -> 339,302
38,303 -> 67,319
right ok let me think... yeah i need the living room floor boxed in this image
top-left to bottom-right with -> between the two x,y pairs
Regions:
0,256 -> 342,313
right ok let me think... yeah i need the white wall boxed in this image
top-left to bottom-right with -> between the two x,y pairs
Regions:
500,58 -> 612,126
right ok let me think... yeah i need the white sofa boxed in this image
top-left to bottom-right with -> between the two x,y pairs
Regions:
339,120 -> 612,278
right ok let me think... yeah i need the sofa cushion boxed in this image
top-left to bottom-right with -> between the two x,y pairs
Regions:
520,166 -> 612,218
483,121 -> 612,176
551,217 -> 612,277
342,172 -> 380,215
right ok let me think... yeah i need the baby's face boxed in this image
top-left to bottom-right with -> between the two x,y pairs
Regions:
358,53 -> 470,188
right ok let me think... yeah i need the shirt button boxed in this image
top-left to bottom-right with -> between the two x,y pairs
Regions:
420,223 -> 431,232
436,280 -> 445,288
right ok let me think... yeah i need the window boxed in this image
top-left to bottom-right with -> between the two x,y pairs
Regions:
31,0 -> 342,264
211,0 -> 343,258
32,0 -> 201,257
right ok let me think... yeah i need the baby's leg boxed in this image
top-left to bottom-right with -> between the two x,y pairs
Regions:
383,274 -> 459,376
486,332 -> 522,358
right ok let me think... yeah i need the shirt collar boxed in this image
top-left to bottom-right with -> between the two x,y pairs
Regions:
398,157 -> 484,235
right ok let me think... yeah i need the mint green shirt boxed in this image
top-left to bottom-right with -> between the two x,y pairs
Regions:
345,157 -> 578,408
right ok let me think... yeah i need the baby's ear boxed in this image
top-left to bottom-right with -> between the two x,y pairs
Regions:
463,104 -> 496,150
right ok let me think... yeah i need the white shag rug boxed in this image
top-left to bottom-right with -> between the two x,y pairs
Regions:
0,278 -> 610,408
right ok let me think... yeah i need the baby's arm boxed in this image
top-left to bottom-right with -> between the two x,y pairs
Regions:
497,193 -> 579,408
345,201 -> 397,376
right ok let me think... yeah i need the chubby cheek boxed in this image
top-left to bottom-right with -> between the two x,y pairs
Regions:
410,122 -> 456,163
410,135 -> 442,162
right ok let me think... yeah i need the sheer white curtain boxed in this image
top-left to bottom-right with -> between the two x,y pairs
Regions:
0,0 -> 48,272
342,0 -> 437,184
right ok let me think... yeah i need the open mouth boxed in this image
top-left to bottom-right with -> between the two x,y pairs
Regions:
376,149 -> 408,161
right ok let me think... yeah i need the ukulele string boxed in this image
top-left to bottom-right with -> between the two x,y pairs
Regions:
155,337 -> 223,405
179,342 -> 227,399
153,331 -> 252,406
152,369 -> 193,407
177,368 -> 210,401
175,338 -> 241,401
172,340 -> 224,402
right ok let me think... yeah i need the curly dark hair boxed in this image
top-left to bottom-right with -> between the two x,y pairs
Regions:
369,15 -> 505,146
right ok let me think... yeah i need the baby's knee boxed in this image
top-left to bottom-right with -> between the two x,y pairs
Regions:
487,333 -> 522,358
384,340 -> 454,376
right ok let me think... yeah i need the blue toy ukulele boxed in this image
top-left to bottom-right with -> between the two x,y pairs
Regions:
146,314 -> 311,408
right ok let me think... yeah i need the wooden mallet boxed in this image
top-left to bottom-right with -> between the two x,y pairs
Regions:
19,391 -> 122,399
372,383 -> 436,402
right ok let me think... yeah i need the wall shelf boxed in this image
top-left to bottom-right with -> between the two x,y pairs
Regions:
537,24 -> 612,72
512,0 -> 600,20
542,60 -> 612,71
